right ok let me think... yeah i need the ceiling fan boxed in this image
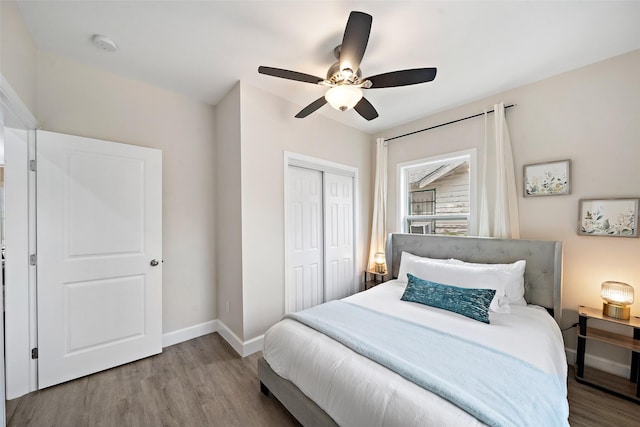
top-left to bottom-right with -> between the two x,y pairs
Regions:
258,11 -> 437,121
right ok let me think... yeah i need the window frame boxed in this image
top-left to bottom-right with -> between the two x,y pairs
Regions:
397,148 -> 477,236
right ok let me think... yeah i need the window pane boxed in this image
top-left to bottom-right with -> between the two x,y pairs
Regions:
434,219 -> 467,236
408,189 -> 435,215
403,156 -> 470,236
407,218 -> 467,236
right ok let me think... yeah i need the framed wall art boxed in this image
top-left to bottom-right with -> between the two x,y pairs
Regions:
523,159 -> 570,197
578,198 -> 639,237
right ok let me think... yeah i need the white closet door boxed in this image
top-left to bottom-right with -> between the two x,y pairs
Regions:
323,172 -> 355,301
288,166 -> 323,312
36,130 -> 162,389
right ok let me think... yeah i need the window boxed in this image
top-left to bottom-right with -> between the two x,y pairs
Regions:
408,189 -> 435,234
398,149 -> 476,236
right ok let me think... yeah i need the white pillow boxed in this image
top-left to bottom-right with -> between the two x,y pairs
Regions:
397,252 -> 450,284
447,259 -> 527,306
398,253 -> 511,313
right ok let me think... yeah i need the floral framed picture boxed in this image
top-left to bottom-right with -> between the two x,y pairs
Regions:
523,159 -> 570,197
578,198 -> 639,237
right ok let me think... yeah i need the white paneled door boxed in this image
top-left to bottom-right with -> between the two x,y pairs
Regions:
323,172 -> 354,302
288,166 -> 324,311
36,130 -> 162,389
287,164 -> 355,312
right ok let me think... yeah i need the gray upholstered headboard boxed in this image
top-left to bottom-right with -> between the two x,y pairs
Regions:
385,233 -> 563,325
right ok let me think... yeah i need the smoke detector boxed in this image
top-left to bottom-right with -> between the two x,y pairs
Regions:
92,34 -> 118,52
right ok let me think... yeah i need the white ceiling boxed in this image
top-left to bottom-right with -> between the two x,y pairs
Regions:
16,1 -> 640,134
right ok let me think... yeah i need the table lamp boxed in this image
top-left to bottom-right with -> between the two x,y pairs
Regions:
373,252 -> 386,274
600,281 -> 634,320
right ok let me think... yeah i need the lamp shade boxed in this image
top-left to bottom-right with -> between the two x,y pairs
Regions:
601,281 -> 634,305
373,252 -> 386,274
601,281 -> 634,320
373,252 -> 385,265
325,85 -> 363,111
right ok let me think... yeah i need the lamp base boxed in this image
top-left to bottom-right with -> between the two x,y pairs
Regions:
602,302 -> 631,320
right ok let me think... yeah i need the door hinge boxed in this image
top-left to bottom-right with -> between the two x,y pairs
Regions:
31,348 -> 38,359
29,159 -> 36,172
29,254 -> 37,266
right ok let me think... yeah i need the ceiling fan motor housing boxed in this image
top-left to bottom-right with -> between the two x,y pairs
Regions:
326,60 -> 362,85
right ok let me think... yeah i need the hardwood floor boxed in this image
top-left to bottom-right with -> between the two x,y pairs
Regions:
567,365 -> 640,427
6,333 -> 640,426
6,334 -> 298,427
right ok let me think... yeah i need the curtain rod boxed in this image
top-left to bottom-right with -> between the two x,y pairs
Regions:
385,104 -> 517,142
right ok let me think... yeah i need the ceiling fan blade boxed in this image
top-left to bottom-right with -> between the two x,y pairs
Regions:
339,11 -> 372,73
354,97 -> 378,121
258,66 -> 324,84
366,68 -> 437,88
295,97 -> 328,118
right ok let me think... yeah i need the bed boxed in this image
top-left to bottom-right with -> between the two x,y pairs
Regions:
259,233 -> 568,426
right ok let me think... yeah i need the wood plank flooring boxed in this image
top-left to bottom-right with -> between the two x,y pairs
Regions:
567,365 -> 640,427
6,333 -> 298,427
6,332 -> 640,426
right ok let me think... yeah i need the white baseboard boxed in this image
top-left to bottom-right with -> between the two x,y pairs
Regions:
215,321 -> 243,355
162,320 -> 219,348
565,347 -> 630,378
162,319 -> 263,358
243,334 -> 265,357
216,320 -> 264,357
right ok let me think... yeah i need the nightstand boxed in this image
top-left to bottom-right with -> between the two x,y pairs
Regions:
576,305 -> 640,403
363,270 -> 386,291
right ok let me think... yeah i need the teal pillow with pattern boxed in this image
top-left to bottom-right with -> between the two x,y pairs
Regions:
401,273 -> 496,324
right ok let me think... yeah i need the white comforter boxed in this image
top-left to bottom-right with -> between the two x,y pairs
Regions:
263,280 -> 568,427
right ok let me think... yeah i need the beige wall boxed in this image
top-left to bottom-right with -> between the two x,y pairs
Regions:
239,82 -> 373,340
214,82 -> 244,338
5,13 -> 374,345
37,51 -> 218,334
377,49 -> 640,363
0,0 -> 38,117
14,0 -> 635,368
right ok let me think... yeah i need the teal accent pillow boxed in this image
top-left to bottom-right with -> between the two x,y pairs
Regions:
401,273 -> 496,324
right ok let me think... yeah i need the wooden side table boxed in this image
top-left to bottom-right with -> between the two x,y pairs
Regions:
363,270 -> 386,291
576,305 -> 640,403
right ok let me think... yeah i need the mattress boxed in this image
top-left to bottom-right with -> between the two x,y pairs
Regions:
262,280 -> 568,426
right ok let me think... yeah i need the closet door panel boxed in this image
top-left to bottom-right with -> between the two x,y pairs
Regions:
288,166 -> 324,311
324,173 -> 355,301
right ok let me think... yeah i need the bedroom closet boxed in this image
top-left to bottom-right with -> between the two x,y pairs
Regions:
285,158 -> 356,313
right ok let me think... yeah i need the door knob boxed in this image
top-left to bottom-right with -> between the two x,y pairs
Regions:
150,259 -> 160,266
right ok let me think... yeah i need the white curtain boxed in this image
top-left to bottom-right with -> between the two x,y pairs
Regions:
367,138 -> 388,271
478,102 -> 520,238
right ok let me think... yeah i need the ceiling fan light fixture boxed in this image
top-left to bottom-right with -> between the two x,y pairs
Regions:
325,85 -> 363,112
340,68 -> 355,81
